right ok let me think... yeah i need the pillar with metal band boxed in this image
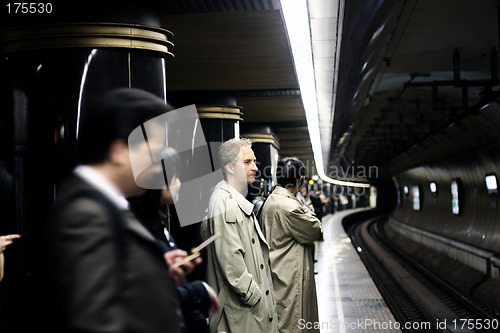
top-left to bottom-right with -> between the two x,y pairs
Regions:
197,105 -> 244,142
169,92 -> 243,142
241,125 -> 280,197
168,92 -> 244,176
0,5 -> 174,331
166,92 -> 244,281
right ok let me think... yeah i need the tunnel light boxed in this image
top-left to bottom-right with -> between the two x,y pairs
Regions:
429,181 -> 437,196
280,0 -> 369,189
451,179 -> 460,215
485,173 -> 498,197
412,185 -> 421,211
403,185 -> 409,195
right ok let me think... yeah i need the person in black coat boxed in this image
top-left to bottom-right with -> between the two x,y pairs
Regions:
309,190 -> 325,242
129,178 -> 219,333
309,190 -> 324,222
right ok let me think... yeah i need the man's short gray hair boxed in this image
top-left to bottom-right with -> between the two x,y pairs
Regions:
219,138 -> 252,179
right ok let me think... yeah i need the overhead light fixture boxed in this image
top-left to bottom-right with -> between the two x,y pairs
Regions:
280,0 -> 369,188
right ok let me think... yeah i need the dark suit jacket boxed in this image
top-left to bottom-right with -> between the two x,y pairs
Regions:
309,193 -> 324,220
48,175 -> 182,333
128,195 -> 210,333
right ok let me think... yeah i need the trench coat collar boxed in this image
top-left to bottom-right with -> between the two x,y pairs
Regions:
215,180 -> 269,247
216,180 -> 254,216
273,185 -> 299,202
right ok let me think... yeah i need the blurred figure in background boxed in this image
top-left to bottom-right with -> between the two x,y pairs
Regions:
129,151 -> 219,333
309,189 -> 325,222
339,193 -> 349,210
259,157 -> 322,333
48,88 -> 194,333
309,189 -> 325,242
297,185 -> 313,212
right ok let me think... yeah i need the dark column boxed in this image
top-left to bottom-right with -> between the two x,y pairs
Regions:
167,92 -> 243,281
241,126 -> 280,197
197,105 -> 243,146
0,5 -> 174,331
169,91 -> 242,143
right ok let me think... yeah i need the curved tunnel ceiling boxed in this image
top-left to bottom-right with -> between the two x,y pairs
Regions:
160,0 -> 500,182
332,0 -> 500,177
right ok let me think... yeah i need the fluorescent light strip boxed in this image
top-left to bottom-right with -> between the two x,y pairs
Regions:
280,0 -> 370,188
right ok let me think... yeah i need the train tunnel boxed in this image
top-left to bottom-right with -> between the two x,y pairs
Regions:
0,0 -> 500,331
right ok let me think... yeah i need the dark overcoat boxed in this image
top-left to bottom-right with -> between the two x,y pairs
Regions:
49,175 -> 182,333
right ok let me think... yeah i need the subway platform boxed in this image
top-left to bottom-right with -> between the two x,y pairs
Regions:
315,210 -> 401,333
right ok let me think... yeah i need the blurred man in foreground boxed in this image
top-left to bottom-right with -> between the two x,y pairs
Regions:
49,88 -> 196,333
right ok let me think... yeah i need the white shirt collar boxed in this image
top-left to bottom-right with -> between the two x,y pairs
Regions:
74,165 -> 130,210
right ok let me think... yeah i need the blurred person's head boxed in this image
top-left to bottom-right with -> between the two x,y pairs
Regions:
300,185 -> 308,196
276,157 -> 306,194
160,176 -> 181,205
78,88 -> 173,197
219,138 -> 257,193
129,161 -> 181,225
159,149 -> 182,205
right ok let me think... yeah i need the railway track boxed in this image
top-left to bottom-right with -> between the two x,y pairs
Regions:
348,216 -> 499,332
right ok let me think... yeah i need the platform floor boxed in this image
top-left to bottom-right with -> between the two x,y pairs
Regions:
315,210 -> 401,333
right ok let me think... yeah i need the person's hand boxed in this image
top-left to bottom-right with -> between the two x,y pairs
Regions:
202,281 -> 220,313
0,234 -> 20,253
164,249 -> 202,286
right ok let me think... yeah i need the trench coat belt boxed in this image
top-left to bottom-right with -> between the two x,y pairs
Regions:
209,283 -> 230,331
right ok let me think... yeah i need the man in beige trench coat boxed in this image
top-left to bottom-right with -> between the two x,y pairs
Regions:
260,157 -> 322,333
206,138 -> 278,333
